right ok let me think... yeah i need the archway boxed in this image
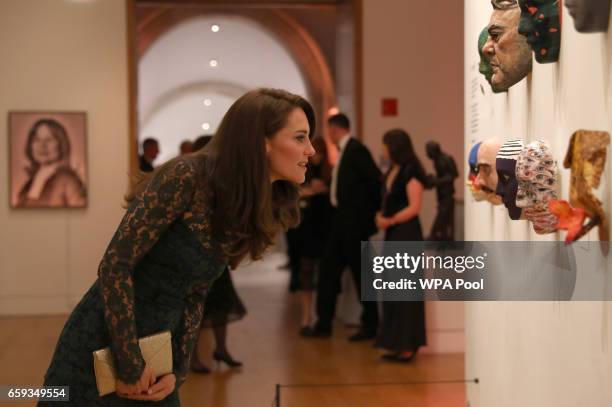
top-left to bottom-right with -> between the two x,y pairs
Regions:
130,5 -> 337,169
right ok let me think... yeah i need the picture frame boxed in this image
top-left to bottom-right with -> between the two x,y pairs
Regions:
8,111 -> 88,209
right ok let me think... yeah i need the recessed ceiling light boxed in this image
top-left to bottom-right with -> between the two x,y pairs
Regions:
203,99 -> 212,106
211,24 -> 220,33
202,122 -> 210,130
209,59 -> 218,68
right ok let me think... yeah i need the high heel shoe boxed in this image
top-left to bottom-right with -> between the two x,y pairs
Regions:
190,355 -> 211,374
213,351 -> 243,368
385,347 -> 419,363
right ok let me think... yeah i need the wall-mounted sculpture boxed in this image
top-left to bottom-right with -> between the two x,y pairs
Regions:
518,0 -> 562,63
549,199 -> 588,242
483,0 -> 533,91
565,0 -> 611,33
496,139 -> 525,220
478,27 -> 497,91
474,138 -> 504,205
563,130 -> 610,241
478,27 -> 507,93
515,140 -> 559,234
469,141 -> 504,204
468,142 -> 488,201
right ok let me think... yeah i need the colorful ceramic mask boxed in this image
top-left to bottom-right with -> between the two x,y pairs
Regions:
496,139 -> 525,220
475,138 -> 504,205
518,0 -> 562,63
565,0 -> 611,32
563,130 -> 610,241
516,140 -> 559,234
483,2 -> 533,91
468,142 -> 488,201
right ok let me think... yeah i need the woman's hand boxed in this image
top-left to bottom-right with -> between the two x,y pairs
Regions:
116,363 -> 156,398
310,179 -> 327,194
119,373 -> 176,402
376,213 -> 393,230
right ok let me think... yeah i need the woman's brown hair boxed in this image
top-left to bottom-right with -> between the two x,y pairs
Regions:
126,88 -> 316,268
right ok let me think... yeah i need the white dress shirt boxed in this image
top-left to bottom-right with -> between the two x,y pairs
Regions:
330,134 -> 351,207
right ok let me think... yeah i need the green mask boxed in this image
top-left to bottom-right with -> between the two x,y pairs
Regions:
478,26 -> 507,93
518,0 -> 561,63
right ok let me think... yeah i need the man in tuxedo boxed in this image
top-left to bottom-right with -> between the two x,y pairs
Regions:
302,113 -> 382,341
139,137 -> 159,173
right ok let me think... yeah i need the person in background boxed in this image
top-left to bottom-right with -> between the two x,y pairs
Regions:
179,140 -> 193,155
303,113 -> 381,341
375,129 -> 427,363
139,137 -> 159,173
296,136 -> 332,334
189,134 -> 247,373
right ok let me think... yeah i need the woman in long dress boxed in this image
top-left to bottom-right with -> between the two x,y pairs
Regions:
374,128 -> 427,363
38,88 -> 316,405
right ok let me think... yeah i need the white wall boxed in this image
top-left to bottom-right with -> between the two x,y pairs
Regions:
465,2 -> 612,406
0,0 -> 130,315
361,0 -> 465,354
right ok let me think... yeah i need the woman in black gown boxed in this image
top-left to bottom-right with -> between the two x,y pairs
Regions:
38,88 -> 316,405
296,136 -> 332,333
189,135 -> 247,373
374,128 -> 427,363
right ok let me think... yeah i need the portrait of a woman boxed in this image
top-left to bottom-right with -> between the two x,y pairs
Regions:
11,116 -> 87,208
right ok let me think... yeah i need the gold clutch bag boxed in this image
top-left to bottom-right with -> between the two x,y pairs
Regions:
93,330 -> 173,396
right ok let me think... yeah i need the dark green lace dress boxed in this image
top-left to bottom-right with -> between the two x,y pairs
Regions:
39,157 -> 228,406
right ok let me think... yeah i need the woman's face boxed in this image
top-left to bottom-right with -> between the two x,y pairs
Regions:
381,144 -> 390,162
31,124 -> 61,165
266,108 -> 315,184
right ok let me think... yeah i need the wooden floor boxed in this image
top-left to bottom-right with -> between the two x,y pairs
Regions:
0,252 -> 465,406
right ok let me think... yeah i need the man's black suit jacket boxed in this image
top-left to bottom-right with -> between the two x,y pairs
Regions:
334,137 -> 382,238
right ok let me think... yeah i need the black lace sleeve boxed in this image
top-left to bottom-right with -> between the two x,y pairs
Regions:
97,159 -> 197,384
173,281 -> 208,388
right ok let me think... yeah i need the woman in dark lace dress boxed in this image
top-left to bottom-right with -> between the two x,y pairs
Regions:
38,88 -> 316,406
374,129 -> 427,363
189,135 -> 247,373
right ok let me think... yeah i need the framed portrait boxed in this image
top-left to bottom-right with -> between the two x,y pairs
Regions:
8,111 -> 88,209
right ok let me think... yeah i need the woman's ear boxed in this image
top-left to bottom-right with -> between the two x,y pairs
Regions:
265,138 -> 271,154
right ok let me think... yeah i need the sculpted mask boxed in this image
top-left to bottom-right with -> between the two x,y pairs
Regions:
518,0 -> 562,63
479,27 -> 507,93
483,1 -> 533,91
563,130 -> 610,241
565,0 -> 611,32
496,139 -> 525,220
516,140 -> 559,234
478,27 -> 495,88
468,142 -> 489,201
475,138 -> 504,205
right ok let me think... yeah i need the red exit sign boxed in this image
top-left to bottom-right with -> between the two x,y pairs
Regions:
382,98 -> 398,116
